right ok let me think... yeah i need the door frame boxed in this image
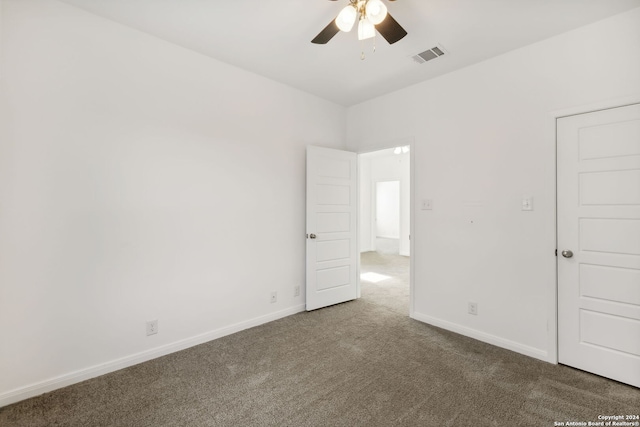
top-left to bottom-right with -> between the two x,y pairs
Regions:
549,94 -> 640,365
357,137 -> 415,316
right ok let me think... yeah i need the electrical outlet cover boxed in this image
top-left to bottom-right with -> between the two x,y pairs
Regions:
146,320 -> 158,336
468,303 -> 478,315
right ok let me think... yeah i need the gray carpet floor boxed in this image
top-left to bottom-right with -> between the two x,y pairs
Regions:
1,251 -> 639,426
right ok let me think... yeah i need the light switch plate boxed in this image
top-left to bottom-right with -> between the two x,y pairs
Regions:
522,197 -> 533,211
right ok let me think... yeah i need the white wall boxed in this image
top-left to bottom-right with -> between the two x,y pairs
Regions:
347,8 -> 640,361
359,150 -> 411,255
0,0 -> 345,405
376,181 -> 400,239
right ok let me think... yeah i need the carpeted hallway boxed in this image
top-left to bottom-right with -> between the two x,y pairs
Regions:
1,252 -> 638,426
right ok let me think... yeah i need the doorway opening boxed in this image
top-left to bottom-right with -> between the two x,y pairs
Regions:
358,146 -> 411,315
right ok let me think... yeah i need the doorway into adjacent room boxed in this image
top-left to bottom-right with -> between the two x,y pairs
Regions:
358,146 -> 411,315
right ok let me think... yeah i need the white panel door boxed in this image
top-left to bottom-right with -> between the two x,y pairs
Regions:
306,146 -> 358,311
558,103 -> 640,388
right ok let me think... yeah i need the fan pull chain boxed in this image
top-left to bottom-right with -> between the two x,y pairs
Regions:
361,39 -> 365,60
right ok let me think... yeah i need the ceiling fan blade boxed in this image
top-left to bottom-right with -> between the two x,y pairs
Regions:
376,13 -> 407,44
311,20 -> 340,44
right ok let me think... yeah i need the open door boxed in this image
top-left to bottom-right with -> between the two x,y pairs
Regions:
306,146 -> 358,311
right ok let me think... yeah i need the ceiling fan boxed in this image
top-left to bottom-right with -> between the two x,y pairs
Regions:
311,0 -> 407,45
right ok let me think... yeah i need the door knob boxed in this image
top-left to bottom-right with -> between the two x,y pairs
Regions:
309,234 -> 317,239
561,250 -> 573,258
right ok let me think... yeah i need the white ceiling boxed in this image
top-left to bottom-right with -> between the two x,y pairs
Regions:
59,0 -> 640,106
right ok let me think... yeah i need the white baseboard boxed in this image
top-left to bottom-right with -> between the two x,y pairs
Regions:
411,311 -> 548,362
0,304 -> 305,408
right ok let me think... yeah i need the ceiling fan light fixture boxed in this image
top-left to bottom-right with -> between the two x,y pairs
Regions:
357,17 -> 375,40
310,0 -> 407,48
335,5 -> 357,32
365,0 -> 388,25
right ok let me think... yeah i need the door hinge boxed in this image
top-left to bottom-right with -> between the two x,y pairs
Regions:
555,249 -> 558,257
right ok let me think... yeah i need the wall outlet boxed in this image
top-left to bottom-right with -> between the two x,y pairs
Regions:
146,320 -> 158,336
270,291 -> 277,303
468,302 -> 478,316
294,285 -> 300,297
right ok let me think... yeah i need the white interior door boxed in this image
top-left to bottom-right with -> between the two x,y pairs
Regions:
557,103 -> 640,388
306,146 -> 358,311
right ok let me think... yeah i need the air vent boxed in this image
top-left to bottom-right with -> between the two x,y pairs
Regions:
412,45 -> 446,64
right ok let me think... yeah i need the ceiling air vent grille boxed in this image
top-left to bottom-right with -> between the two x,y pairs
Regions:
412,45 -> 446,64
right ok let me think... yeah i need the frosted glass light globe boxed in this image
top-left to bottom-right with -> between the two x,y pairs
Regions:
358,18 -> 375,40
336,5 -> 357,32
365,0 -> 388,25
